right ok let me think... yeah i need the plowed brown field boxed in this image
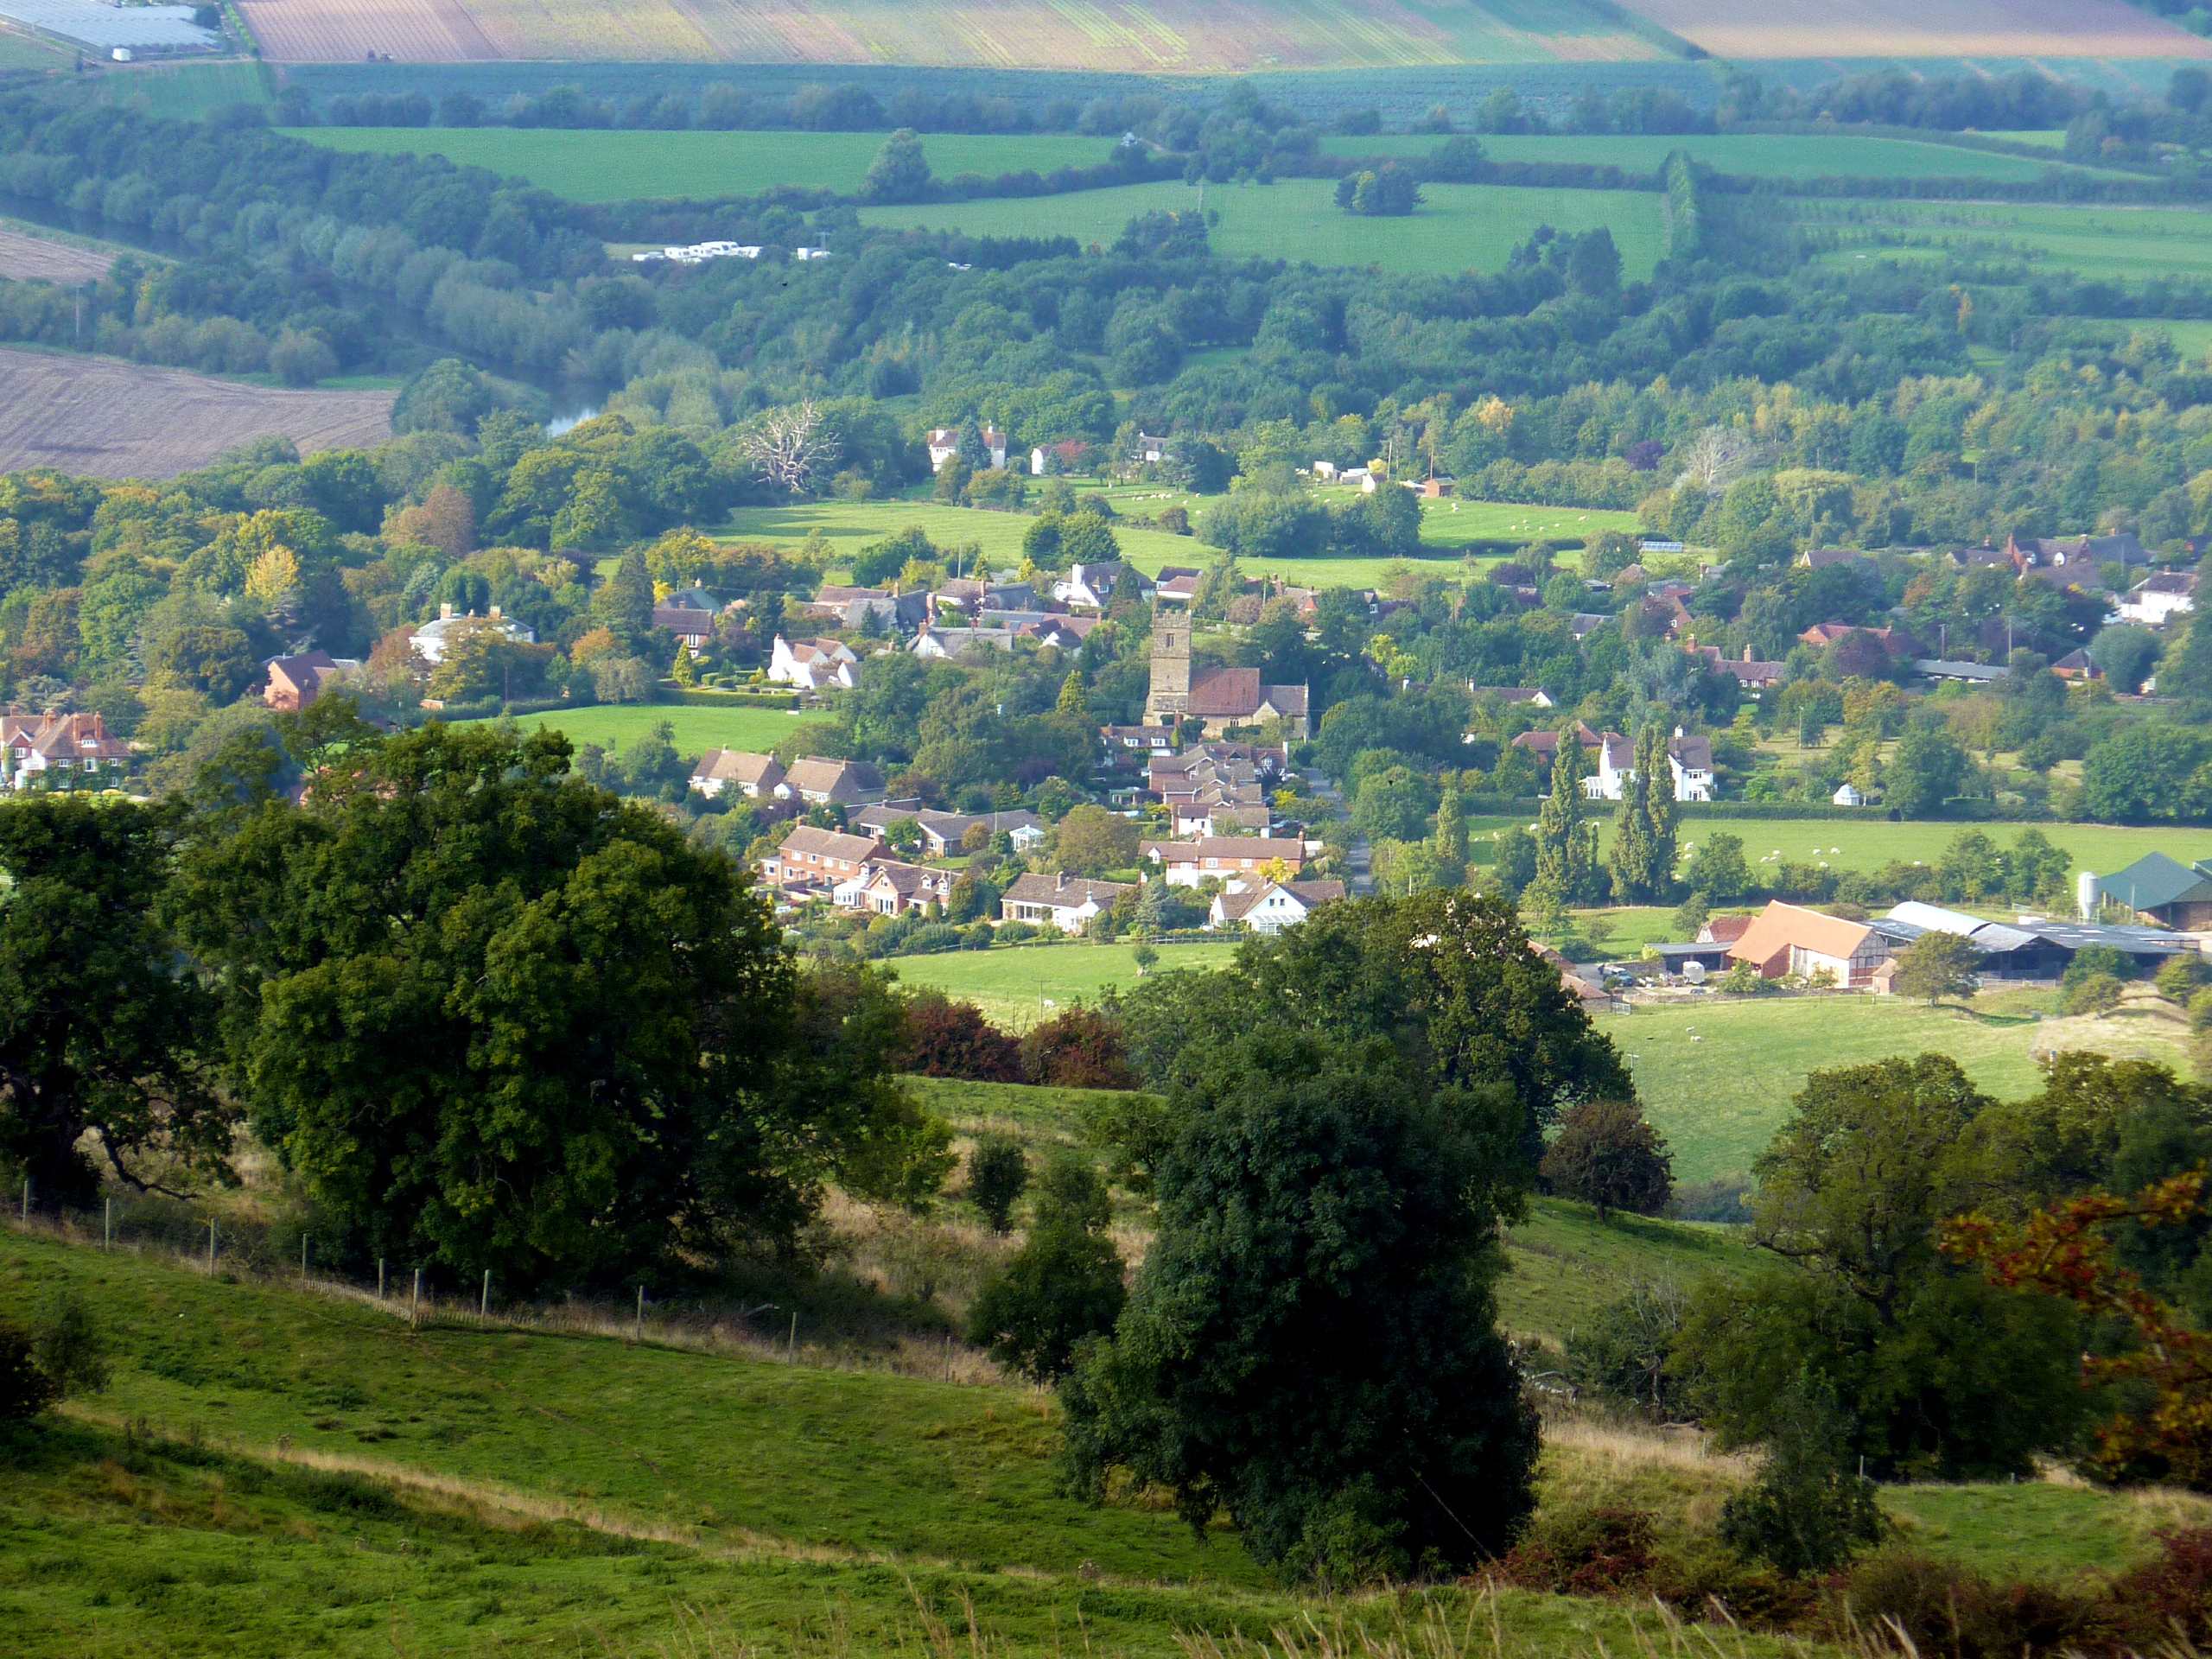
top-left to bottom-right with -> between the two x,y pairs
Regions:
1614,0 -> 2212,60
0,348 -> 394,479
0,229 -> 113,285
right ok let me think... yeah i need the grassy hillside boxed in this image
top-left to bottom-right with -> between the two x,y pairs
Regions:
1321,130 -> 2123,182
1796,195 -> 2212,283
892,942 -> 1242,1028
859,179 -> 1670,281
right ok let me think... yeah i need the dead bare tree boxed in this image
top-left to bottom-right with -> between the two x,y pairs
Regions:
1673,423 -> 1755,496
740,399 -> 841,495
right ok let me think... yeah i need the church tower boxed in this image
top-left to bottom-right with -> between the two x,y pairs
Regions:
1146,596 -> 1192,725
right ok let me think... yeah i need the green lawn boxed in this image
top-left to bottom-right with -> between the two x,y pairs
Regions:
1320,131 -> 2117,183
283,127 -> 1122,203
860,178 -> 1669,280
1412,496 -> 1641,550
448,702 -> 808,756
1797,196 -> 2212,283
1605,991 -> 2194,1190
721,498 -> 1200,573
889,942 -> 1238,1028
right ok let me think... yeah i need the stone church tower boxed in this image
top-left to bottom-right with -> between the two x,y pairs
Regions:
1145,596 -> 1192,726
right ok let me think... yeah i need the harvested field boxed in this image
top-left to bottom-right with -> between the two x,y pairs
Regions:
0,347 -> 393,479
0,227 -> 111,284
238,0 -> 1665,67
1614,0 -> 2212,60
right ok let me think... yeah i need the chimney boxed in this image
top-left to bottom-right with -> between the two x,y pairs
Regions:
1674,725 -> 1685,739
488,605 -> 502,620
1057,871 -> 1069,893
1743,644 -> 1754,663
440,602 -> 454,621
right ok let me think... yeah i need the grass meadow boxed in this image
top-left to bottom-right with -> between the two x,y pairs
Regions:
86,60 -> 275,117
1797,195 -> 2212,283
285,126 -> 1123,201
889,941 -> 1240,1027
859,178 -> 1670,280
1320,130 -> 2121,182
448,702 -> 807,754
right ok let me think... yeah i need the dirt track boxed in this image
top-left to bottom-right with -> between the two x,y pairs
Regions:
0,347 -> 394,479
0,227 -> 115,285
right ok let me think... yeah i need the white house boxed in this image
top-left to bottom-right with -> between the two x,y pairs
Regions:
999,872 -> 1135,933
1580,730 -> 1714,804
2116,571 -> 2198,627
410,604 -> 535,666
1208,878 -> 1346,936
927,427 -> 1007,473
767,635 -> 861,691
1133,432 -> 1168,465
1052,562 -> 1150,612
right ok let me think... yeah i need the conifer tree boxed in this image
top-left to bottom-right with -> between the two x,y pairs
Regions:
1643,724 -> 1678,898
1432,774 -> 1468,883
1534,733 -> 1596,905
1609,734 -> 1652,905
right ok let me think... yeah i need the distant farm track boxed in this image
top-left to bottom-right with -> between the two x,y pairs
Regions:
234,0 -> 1666,67
0,348 -> 393,479
1613,0 -> 2212,60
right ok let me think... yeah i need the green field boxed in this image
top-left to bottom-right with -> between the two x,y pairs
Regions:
2082,315 -> 2212,360
1606,990 -> 2194,1189
1983,130 -> 2070,149
0,27 -> 67,69
860,178 -> 1669,280
87,60 -> 274,118
1321,130 -> 2117,183
889,941 -> 1240,1027
1798,196 -> 2212,283
449,702 -> 807,755
285,127 -> 1122,203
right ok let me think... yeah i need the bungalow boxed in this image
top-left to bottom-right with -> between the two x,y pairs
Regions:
2117,571 -> 2198,628
690,749 -> 786,800
0,711 -> 130,789
1800,547 -> 1872,572
758,824 -> 877,893
1000,872 -> 1136,933
784,756 -> 886,807
836,860 -> 954,917
1726,900 -> 1891,988
653,605 -> 717,648
1209,877 -> 1346,935
927,427 -> 1007,473
2080,852 -> 2212,931
1799,622 -> 1912,658
263,651 -> 354,714
410,604 -> 534,666
1915,658 -> 2011,685
911,624 -> 1018,659
1143,836 -> 1309,888
807,587 -> 930,633
1029,440 -> 1087,476
768,636 -> 861,691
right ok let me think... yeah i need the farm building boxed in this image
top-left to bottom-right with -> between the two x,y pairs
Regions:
1725,901 -> 1891,988
1880,901 -> 2193,980
0,0 -> 215,54
2080,853 -> 2212,931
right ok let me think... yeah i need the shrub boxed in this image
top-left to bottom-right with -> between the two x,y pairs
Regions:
1029,1149 -> 1111,1233
1020,1006 -> 1135,1090
32,1292 -> 110,1400
967,1135 -> 1028,1233
1500,1506 -> 1658,1596
965,1220 -> 1125,1382
2058,971 -> 2126,1016
1564,1281 -> 1689,1419
0,1321 -> 57,1421
899,992 -> 1022,1083
2157,954 -> 2209,1002
1835,1551 -> 2108,1659
2109,1527 -> 2212,1647
1719,1371 -> 1885,1577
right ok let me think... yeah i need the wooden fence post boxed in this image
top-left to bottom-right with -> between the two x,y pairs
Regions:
378,1258 -> 386,1300
480,1268 -> 490,1318
634,1285 -> 644,1344
103,1197 -> 111,1251
410,1268 -> 421,1328
207,1218 -> 216,1272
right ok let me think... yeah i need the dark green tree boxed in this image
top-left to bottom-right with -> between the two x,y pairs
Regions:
0,798 -> 228,1211
966,1154 -> 1123,1382
1533,734 -> 1599,906
1717,1368 -> 1885,1577
1540,1098 -> 1673,1222
1059,1027 -> 1539,1582
592,548 -> 654,651
968,1135 -> 1028,1234
860,128 -> 932,203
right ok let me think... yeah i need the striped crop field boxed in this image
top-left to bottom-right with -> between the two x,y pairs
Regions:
860,177 -> 1669,279
1612,0 -> 2212,60
240,0 -> 1673,67
284,127 -> 1125,201
1319,130 -> 2126,183
1797,197 -> 2212,284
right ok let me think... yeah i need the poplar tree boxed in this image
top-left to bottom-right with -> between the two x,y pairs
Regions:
1608,734 -> 1653,905
1432,774 -> 1468,884
1534,732 -> 1596,905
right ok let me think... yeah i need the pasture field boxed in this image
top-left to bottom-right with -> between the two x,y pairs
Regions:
10,1224 -> 2190,1658
238,0 -> 1666,68
2083,316 -> 2212,359
1411,495 -> 1640,550
285,126 -> 1125,202
1798,195 -> 2212,283
448,702 -> 806,755
888,940 -> 1240,1027
1984,129 -> 2069,149
0,346 -> 392,480
861,178 -> 1669,280
1321,130 -> 2117,183
1607,988 -> 2194,1188
1611,0 -> 2212,60
721,498 -> 1202,572
0,23 -> 67,67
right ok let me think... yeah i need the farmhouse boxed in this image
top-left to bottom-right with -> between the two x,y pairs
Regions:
1208,877 -> 1345,935
1580,729 -> 1714,804
653,605 -> 717,647
784,757 -> 887,807
768,635 -> 861,691
1000,872 -> 1135,933
690,749 -> 785,800
410,605 -> 534,666
1726,900 -> 1891,988
759,825 -> 878,893
262,651 -> 356,714
1143,836 -> 1309,888
926,428 -> 1007,472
